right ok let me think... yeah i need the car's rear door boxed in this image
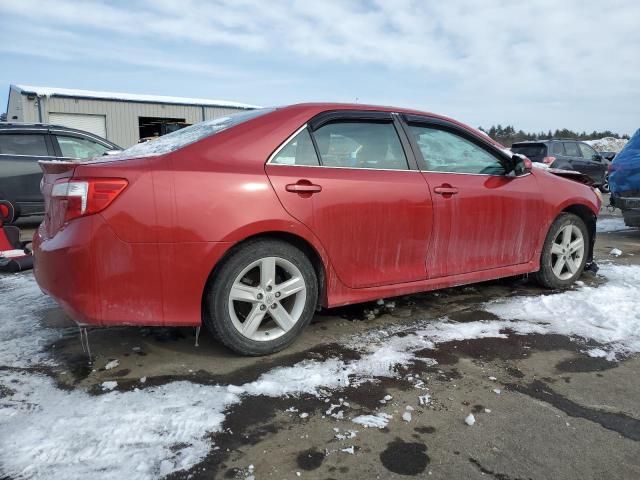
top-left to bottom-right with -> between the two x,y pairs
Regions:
265,111 -> 433,288
0,129 -> 56,208
401,115 -> 545,278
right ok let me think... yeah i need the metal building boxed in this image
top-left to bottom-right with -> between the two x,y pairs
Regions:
6,84 -> 258,148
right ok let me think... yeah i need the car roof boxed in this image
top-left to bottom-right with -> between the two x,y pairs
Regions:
0,122 -> 120,148
272,103 -> 505,149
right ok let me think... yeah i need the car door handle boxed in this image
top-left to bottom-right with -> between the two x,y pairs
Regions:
285,181 -> 322,194
433,185 -> 458,195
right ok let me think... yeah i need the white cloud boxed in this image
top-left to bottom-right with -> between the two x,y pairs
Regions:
1,0 -> 638,132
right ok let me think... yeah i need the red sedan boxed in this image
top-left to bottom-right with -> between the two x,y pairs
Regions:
33,104 -> 601,355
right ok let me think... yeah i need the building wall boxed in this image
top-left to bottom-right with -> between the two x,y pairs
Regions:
7,88 -> 248,148
41,97 -> 245,147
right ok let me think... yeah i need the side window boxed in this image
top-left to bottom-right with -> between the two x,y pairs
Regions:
270,128 -> 320,166
0,133 -> 49,156
551,143 -> 565,155
563,142 -> 580,157
56,135 -> 111,159
408,126 -> 505,175
312,122 -> 409,170
578,143 -> 598,161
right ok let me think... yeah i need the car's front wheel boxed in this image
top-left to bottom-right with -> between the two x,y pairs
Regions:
534,213 -> 589,289
204,239 -> 318,356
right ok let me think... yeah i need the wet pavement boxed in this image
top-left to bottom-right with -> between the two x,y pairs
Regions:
7,203 -> 640,479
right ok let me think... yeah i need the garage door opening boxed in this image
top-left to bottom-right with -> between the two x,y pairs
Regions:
138,117 -> 191,142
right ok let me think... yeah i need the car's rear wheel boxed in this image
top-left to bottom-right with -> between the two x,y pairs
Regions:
534,213 -> 588,289
204,239 -> 318,356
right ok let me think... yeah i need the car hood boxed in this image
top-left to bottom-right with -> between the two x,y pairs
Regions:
609,129 -> 640,196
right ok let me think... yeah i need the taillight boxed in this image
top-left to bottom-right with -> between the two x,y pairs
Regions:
51,178 -> 128,222
543,156 -> 556,165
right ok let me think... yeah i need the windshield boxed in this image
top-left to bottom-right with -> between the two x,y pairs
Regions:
106,108 -> 275,160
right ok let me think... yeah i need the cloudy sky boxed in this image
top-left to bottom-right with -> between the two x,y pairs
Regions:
1,0 -> 638,134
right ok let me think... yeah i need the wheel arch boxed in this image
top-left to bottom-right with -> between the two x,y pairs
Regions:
201,230 -> 329,322
561,203 -> 597,264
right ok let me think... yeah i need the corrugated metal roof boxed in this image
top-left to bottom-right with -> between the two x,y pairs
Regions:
12,84 -> 259,109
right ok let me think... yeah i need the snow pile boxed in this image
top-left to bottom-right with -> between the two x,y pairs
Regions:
585,137 -> 628,153
486,264 -> 640,359
597,217 -> 634,233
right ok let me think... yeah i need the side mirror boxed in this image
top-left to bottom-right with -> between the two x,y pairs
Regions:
604,153 -> 615,161
513,154 -> 532,175
593,153 -> 603,162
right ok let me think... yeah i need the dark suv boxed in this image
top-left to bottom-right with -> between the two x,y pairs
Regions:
0,123 -> 120,219
511,139 -> 607,190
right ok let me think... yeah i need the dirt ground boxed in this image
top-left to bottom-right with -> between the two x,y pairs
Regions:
12,200 -> 640,480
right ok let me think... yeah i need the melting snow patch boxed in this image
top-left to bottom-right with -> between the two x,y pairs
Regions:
352,413 -> 392,429
101,381 -> 118,391
464,413 -> 476,426
610,248 -> 622,257
104,359 -> 119,370
402,411 -> 412,422
597,217 -> 633,233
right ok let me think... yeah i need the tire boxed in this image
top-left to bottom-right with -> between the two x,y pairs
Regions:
204,239 -> 318,356
534,213 -> 589,289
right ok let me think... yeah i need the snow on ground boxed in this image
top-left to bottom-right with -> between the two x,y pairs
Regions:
1,264 -> 640,477
0,274 -> 65,367
486,264 -> 640,359
597,217 -> 635,233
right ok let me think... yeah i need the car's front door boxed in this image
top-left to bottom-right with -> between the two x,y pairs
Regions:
402,117 -> 545,279
577,143 -> 606,185
265,112 -> 433,288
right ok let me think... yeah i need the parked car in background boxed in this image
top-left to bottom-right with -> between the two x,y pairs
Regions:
599,152 -> 617,193
511,139 -> 607,190
0,123 -> 120,219
34,104 -> 600,355
609,129 -> 640,227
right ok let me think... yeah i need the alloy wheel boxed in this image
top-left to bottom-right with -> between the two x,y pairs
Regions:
228,256 -> 307,341
550,224 -> 585,280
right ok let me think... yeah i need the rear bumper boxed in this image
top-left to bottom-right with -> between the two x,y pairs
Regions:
34,215 -> 233,327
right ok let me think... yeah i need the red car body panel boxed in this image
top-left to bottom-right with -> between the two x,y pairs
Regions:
33,103 -> 601,327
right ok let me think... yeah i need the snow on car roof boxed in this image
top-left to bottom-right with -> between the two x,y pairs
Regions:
13,84 -> 260,109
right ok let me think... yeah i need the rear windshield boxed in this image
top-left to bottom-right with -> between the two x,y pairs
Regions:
104,108 -> 275,160
511,143 -> 547,159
